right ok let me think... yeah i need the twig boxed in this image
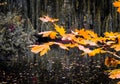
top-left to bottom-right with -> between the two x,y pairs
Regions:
106,51 -> 120,59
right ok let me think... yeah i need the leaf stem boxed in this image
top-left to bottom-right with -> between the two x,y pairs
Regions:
106,51 -> 120,59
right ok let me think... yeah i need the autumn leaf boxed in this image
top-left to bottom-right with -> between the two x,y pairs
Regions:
75,28 -> 91,39
40,46 -> 50,56
113,1 -> 120,13
62,34 -> 75,41
78,45 -> 92,53
104,32 -> 119,38
30,42 -> 54,56
54,42 -> 69,50
78,40 -> 97,46
49,31 -> 57,39
38,31 -> 57,39
31,45 -> 44,53
65,43 -> 78,48
86,30 -> 98,38
107,69 -> 120,79
88,48 -> 105,56
111,44 -> 120,51
113,1 -> 120,7
54,24 -> 66,36
105,57 -> 120,67
39,15 -> 59,22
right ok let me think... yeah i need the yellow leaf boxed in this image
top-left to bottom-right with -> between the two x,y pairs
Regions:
107,69 -> 120,79
54,24 -> 66,36
117,7 -> 120,13
104,32 -> 119,38
30,42 -> 54,56
88,48 -> 105,56
31,45 -> 44,53
86,30 -> 98,38
111,44 -> 120,51
65,43 -> 78,48
54,42 -> 68,50
40,46 -> 50,56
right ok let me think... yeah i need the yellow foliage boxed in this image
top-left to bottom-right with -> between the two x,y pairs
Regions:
88,48 -> 105,56
30,42 -> 54,56
111,44 -> 120,51
54,24 -> 66,36
107,69 -> 120,79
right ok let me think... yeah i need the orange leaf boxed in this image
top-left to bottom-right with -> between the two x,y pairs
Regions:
49,31 -> 57,39
88,48 -> 105,56
78,45 -> 91,53
75,29 -> 91,39
38,31 -> 57,39
113,1 -> 120,7
111,44 -> 120,51
39,15 -> 59,22
40,46 -> 50,56
31,45 -> 44,53
54,24 -> 66,36
117,7 -> 120,13
105,57 -> 119,67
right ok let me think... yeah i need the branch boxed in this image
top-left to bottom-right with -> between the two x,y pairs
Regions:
106,51 -> 120,59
